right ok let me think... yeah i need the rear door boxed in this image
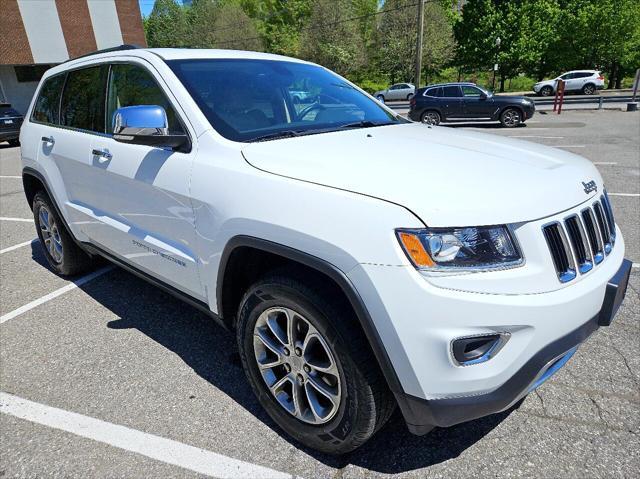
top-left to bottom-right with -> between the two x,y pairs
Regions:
88,61 -> 203,299
440,85 -> 464,119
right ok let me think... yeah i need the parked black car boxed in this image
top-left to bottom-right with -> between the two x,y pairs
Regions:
408,83 -> 535,127
0,103 -> 23,146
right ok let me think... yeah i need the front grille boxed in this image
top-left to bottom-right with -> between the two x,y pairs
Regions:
543,198 -> 615,283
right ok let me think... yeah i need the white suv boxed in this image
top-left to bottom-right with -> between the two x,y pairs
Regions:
533,70 -> 605,96
21,47 -> 630,454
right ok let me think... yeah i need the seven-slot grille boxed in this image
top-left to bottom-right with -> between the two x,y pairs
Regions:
542,192 -> 616,283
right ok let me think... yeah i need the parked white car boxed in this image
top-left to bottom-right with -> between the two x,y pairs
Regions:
533,70 -> 605,96
374,82 -> 415,102
21,47 -> 630,455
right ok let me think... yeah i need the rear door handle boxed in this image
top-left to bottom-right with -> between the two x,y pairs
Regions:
41,136 -> 54,145
92,149 -> 112,161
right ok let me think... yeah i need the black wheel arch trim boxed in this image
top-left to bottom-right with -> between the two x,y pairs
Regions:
217,235 -> 412,413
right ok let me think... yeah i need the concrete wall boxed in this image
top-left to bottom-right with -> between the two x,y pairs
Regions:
0,66 -> 39,116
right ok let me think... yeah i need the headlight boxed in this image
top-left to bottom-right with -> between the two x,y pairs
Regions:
396,226 -> 523,271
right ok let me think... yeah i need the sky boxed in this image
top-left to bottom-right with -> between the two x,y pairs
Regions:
138,0 -> 189,18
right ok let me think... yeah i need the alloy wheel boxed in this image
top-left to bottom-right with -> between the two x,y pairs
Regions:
253,307 -> 341,425
421,111 -> 439,125
502,109 -> 521,127
38,205 -> 63,264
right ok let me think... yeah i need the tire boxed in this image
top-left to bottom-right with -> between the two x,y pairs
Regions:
33,191 -> 94,276
540,85 -> 553,96
8,139 -> 20,147
500,108 -> 522,128
420,110 -> 440,125
582,83 -> 596,95
236,273 -> 395,455
406,93 -> 414,100
376,94 -> 385,103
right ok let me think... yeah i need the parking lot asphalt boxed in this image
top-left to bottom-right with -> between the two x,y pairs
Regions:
1,109 -> 639,478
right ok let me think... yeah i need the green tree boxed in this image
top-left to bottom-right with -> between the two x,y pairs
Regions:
300,0 -> 367,76
144,0 -> 190,48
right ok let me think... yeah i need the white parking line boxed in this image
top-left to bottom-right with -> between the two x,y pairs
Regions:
608,193 -> 639,197
0,266 -> 114,325
593,162 -> 618,166
0,175 -> 21,179
0,217 -> 32,222
555,145 -> 585,148
508,136 -> 564,139
0,392 -> 293,479
0,239 -> 36,255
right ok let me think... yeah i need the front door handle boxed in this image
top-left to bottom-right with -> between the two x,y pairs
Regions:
41,136 -> 54,145
92,149 -> 112,161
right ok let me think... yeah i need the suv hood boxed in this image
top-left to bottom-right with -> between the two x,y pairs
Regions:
241,123 -> 601,227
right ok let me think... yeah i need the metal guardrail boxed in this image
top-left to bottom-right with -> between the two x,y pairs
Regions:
386,95 -> 635,110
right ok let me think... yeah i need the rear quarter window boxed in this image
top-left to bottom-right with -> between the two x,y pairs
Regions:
31,74 -> 66,125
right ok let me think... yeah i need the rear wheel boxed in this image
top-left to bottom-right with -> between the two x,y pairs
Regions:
540,85 -> 553,96
8,139 -> 19,147
236,273 -> 395,454
33,191 -> 94,276
376,94 -> 385,103
582,83 -> 596,95
420,110 -> 440,125
500,108 -> 522,128
406,93 -> 414,100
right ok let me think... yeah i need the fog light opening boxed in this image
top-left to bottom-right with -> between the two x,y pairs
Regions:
451,333 -> 508,366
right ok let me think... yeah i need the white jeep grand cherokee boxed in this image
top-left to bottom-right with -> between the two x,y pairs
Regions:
21,46 -> 630,454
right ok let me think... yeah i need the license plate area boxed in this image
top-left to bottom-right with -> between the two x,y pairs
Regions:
598,259 -> 631,326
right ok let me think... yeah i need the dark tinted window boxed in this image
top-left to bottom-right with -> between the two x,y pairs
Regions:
14,65 -> 54,83
106,63 -> 183,134
425,87 -> 442,97
32,74 -> 65,125
60,66 -> 108,133
575,72 -> 592,78
462,86 -> 482,97
442,86 -> 461,97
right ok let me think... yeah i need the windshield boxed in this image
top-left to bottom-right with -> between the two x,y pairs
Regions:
168,59 -> 401,142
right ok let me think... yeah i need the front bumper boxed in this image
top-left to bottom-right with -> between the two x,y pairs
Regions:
347,228 -> 629,433
400,258 -> 630,433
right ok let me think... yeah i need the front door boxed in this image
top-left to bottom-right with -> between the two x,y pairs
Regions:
64,61 -> 203,299
461,85 -> 494,119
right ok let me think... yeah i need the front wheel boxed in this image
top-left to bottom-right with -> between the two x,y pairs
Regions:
236,274 -> 395,454
8,139 -> 20,147
420,110 -> 440,125
540,85 -> 553,96
500,108 -> 522,128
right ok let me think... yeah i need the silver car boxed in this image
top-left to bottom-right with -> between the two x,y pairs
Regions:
374,83 -> 415,102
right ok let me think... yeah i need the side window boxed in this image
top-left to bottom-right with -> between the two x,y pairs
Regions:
560,73 -> 573,80
106,63 -> 184,134
32,74 -> 66,125
462,86 -> 481,97
442,86 -> 461,97
390,84 -> 402,91
60,65 -> 108,133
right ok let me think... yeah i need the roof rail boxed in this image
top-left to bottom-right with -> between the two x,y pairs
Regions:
64,44 -> 141,63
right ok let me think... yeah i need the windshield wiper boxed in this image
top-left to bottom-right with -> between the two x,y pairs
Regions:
338,120 -> 396,129
248,130 -> 303,143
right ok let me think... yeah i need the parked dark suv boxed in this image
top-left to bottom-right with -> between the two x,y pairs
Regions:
408,83 -> 535,128
0,103 -> 23,146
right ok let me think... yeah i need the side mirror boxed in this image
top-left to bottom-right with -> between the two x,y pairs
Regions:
479,92 -> 488,100
112,105 -> 189,151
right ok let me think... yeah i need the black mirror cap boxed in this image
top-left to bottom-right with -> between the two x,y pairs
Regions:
479,92 -> 488,100
113,133 -> 191,152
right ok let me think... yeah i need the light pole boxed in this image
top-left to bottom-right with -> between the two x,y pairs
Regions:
491,36 -> 501,91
